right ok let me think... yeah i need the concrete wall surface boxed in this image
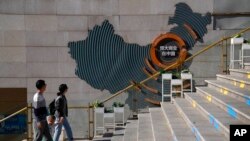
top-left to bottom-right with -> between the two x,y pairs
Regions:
0,0 -> 250,138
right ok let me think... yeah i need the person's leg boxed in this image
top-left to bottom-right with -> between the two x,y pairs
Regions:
33,120 -> 37,141
53,122 -> 63,141
63,117 -> 73,141
49,123 -> 55,138
43,121 -> 53,141
33,121 -> 45,141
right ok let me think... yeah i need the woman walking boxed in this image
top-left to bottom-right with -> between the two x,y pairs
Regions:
53,84 -> 73,141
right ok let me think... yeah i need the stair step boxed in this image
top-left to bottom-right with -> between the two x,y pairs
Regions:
196,87 -> 250,124
174,98 -> 228,141
244,63 -> 250,69
216,74 -> 250,90
205,80 -> 250,105
161,103 -> 197,141
149,108 -> 174,141
185,93 -> 246,137
229,69 -> 250,78
184,93 -> 229,139
123,120 -> 138,141
138,113 -> 154,141
93,133 -> 113,141
111,127 -> 125,141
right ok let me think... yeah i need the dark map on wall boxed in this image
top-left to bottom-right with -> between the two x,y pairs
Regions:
68,3 -> 211,107
68,20 -> 151,93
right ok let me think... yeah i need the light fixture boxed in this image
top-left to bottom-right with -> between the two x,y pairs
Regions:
240,82 -> 245,88
223,90 -> 228,95
192,100 -> 196,108
207,95 -> 212,102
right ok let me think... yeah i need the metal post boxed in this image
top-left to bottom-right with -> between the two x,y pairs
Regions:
221,39 -> 224,73
88,103 -> 91,139
26,104 -> 29,141
26,103 -> 33,141
226,39 -> 228,74
30,103 -> 33,141
27,103 -> 31,141
92,106 -> 95,139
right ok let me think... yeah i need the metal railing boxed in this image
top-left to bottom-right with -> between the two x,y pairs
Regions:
0,107 -> 27,123
0,104 -> 93,140
0,26 -> 250,141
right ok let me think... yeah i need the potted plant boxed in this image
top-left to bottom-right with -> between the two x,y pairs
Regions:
93,100 -> 104,113
231,33 -> 244,44
172,70 -> 181,79
112,102 -> 124,107
113,102 -> 124,113
104,107 -> 114,113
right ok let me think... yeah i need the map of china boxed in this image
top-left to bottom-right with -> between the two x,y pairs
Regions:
68,20 -> 151,94
68,3 -> 211,101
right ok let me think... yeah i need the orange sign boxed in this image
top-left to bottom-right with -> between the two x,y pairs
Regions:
150,33 -> 187,69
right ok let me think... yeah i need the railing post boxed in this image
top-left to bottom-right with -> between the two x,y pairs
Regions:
27,103 -> 32,141
26,104 -> 29,141
225,38 -> 229,74
88,103 -> 91,139
220,37 -> 229,74
220,38 -> 224,74
31,103 -> 33,141
92,105 -> 95,140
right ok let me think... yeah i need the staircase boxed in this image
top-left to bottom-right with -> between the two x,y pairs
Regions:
93,66 -> 250,141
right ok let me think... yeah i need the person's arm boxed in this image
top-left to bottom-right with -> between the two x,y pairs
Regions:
65,96 -> 68,117
55,97 -> 65,123
55,97 -> 65,117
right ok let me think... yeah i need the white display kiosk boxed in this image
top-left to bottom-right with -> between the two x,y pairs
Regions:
94,107 -> 105,136
162,73 -> 172,102
230,37 -> 244,69
181,73 -> 193,94
162,73 -> 193,103
241,43 -> 250,68
114,107 -> 125,128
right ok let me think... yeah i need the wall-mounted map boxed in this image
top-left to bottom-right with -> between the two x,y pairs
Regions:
68,3 -> 211,106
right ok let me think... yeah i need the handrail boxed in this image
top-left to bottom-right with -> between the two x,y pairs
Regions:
0,105 -> 92,123
101,26 -> 250,103
0,107 -> 27,123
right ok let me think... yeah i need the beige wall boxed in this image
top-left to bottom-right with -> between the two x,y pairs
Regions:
0,0 -> 244,101
1,0 -> 250,138
2,0 -> 250,105
1,0 -> 247,102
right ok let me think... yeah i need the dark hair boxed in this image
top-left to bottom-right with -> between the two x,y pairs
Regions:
36,80 -> 46,89
57,84 -> 68,96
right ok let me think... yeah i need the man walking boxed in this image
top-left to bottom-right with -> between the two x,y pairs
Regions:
33,80 -> 53,141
